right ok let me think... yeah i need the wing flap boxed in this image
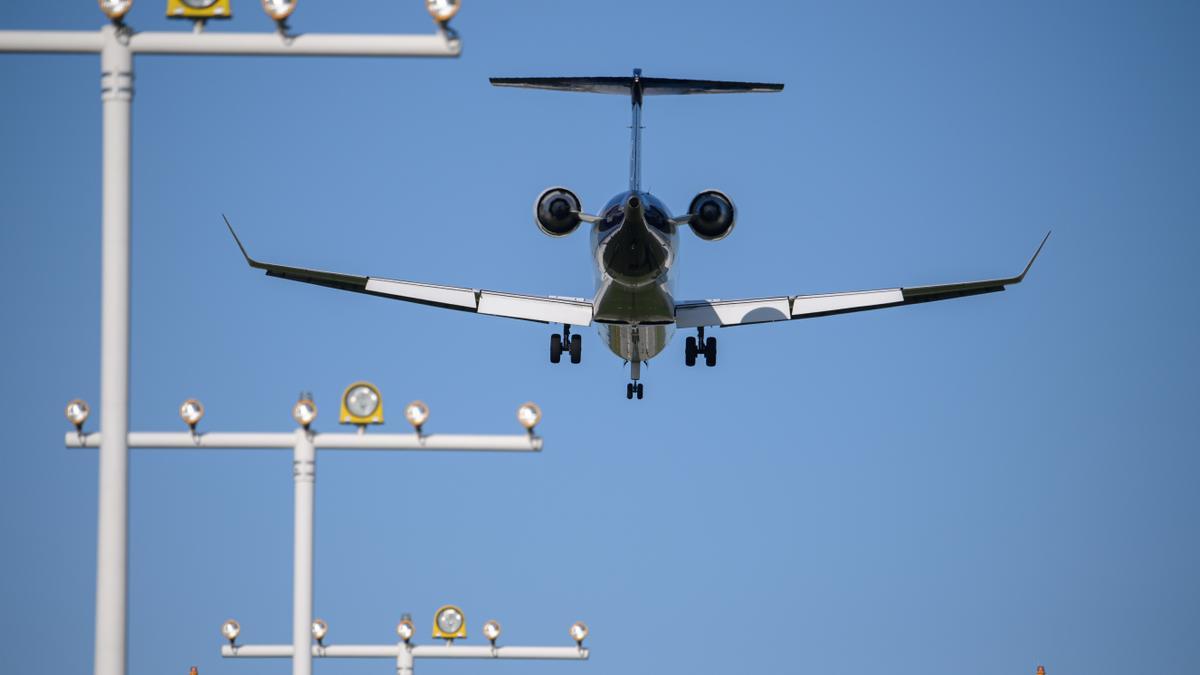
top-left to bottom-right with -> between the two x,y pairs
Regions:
478,291 -> 592,326
676,297 -> 790,329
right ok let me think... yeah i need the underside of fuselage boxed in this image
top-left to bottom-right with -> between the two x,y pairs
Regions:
590,191 -> 679,365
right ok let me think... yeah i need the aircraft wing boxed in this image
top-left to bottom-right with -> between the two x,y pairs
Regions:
225,217 -> 592,327
675,232 -> 1049,329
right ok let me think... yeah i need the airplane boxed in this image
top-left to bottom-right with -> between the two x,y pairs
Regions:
226,69 -> 1048,400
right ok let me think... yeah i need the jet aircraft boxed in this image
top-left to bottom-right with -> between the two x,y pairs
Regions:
226,69 -> 1048,399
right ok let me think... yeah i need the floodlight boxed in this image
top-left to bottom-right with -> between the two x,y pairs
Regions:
425,0 -> 460,23
404,400 -> 429,433
396,615 -> 415,643
66,399 -> 90,431
482,619 -> 501,645
98,0 -> 134,21
569,621 -> 588,645
293,396 -> 317,429
516,402 -> 541,432
311,618 -> 328,644
432,605 -> 466,640
166,0 -> 232,19
339,381 -> 384,426
180,399 -> 205,431
261,0 -> 296,21
221,619 -> 241,645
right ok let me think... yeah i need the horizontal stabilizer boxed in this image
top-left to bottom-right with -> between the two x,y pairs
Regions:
489,75 -> 783,96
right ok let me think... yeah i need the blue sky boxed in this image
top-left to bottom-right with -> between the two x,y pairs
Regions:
1,2 -> 1198,674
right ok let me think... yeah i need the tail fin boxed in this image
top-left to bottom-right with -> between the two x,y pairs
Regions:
491,69 -> 783,191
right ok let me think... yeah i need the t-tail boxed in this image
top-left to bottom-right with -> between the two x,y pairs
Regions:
490,69 -> 783,192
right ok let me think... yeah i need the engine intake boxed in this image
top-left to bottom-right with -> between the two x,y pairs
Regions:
534,187 -> 583,237
687,190 -> 736,241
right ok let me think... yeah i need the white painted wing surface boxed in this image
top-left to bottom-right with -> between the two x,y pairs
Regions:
225,217 -> 592,326
676,232 -> 1049,328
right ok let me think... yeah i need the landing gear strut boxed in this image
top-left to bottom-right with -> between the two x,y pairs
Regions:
550,324 -> 581,364
626,359 -> 644,400
684,327 -> 717,367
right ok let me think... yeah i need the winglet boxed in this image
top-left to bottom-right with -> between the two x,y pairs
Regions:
1014,230 -> 1051,282
223,214 -> 265,270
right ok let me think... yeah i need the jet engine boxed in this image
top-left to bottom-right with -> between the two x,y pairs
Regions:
534,187 -> 583,237
687,190 -> 736,241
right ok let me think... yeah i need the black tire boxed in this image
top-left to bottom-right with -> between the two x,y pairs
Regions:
550,333 -> 562,364
684,336 -> 697,367
626,383 -> 634,399
569,334 -> 582,364
704,336 -> 717,367
636,383 -> 644,399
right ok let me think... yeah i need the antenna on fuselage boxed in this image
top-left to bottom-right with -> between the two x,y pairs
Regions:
488,71 -> 784,193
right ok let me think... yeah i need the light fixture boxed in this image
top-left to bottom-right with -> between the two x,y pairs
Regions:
293,395 -> 317,430
516,402 -> 541,433
432,605 -> 466,640
221,619 -> 241,645
65,399 -> 90,431
569,621 -> 588,645
261,0 -> 296,21
340,381 -> 384,427
311,618 -> 328,645
425,0 -> 460,24
180,399 -> 205,432
482,619 -> 501,645
166,0 -> 232,20
404,400 -> 429,434
98,0 -> 134,21
396,615 -> 415,643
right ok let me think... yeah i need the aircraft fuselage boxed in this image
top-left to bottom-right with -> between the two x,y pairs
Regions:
590,190 -> 679,363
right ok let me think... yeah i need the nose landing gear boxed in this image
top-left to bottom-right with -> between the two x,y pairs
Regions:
626,359 -> 644,399
549,324 -> 582,364
684,327 -> 717,367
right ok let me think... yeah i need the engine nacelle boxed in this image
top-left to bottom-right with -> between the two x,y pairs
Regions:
534,187 -> 583,237
687,190 -> 736,241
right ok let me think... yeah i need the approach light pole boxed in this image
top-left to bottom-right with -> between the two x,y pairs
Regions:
66,392 -> 556,675
3,7 -> 460,675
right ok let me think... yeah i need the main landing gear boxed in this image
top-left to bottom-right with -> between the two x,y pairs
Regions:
550,324 -> 581,364
684,327 -> 717,367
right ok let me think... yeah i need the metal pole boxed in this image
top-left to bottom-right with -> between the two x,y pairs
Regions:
397,643 -> 414,675
95,24 -> 132,675
293,429 -> 316,675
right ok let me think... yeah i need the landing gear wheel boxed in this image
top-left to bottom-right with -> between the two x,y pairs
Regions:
626,383 -> 634,399
569,334 -> 582,364
636,383 -> 644,399
550,333 -> 562,364
704,336 -> 717,367
684,337 -> 697,367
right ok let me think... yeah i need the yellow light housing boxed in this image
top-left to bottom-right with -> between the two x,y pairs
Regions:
99,0 -> 134,20
66,399 -> 90,431
261,0 -> 296,20
166,0 -> 232,20
425,0 -> 460,23
339,381 -> 384,426
432,605 -> 466,640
